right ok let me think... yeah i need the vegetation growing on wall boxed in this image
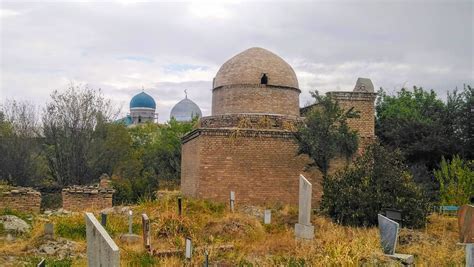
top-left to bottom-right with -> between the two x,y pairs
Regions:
296,91 -> 360,178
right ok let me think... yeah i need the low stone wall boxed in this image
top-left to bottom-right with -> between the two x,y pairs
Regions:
62,186 -> 114,212
0,187 -> 41,213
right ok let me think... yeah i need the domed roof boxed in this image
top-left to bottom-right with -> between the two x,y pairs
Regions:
170,96 -> 202,122
130,92 -> 156,109
213,47 -> 299,89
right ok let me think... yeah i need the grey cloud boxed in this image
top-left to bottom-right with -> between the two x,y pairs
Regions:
1,1 -> 472,122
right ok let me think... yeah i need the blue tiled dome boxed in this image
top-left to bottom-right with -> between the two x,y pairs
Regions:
130,92 -> 156,109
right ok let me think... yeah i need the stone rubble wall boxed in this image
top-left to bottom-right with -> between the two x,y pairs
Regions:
62,185 -> 114,212
0,187 -> 41,213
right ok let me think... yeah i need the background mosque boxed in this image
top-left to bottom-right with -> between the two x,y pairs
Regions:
116,90 -> 202,126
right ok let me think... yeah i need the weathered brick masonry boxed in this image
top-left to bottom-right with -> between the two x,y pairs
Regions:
0,187 -> 41,213
212,85 -> 300,117
180,47 -> 377,206
62,185 -> 114,211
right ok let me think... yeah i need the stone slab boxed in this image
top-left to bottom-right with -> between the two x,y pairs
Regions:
467,243 -> 473,267
295,223 -> 314,240
386,253 -> 414,265
85,212 -> 120,267
458,205 -> 474,243
378,214 -> 399,255
298,174 -> 312,225
264,210 -> 271,224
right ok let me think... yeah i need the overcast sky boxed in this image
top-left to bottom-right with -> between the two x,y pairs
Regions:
1,0 -> 473,122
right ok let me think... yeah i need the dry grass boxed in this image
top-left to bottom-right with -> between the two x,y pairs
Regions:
0,193 -> 465,266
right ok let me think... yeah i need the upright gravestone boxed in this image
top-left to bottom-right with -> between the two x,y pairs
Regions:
264,210 -> 271,224
185,237 -> 192,260
230,191 -> 235,212
378,214 -> 399,255
120,210 -> 140,244
85,212 -> 120,267
178,197 -> 183,216
44,223 -> 54,239
378,214 -> 414,265
294,174 -> 314,240
458,205 -> 474,267
142,213 -> 151,251
101,212 -> 107,227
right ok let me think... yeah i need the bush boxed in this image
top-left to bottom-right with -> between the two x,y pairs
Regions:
435,155 -> 474,206
322,143 -> 429,228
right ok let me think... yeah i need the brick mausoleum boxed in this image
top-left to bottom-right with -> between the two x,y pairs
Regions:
181,47 -> 376,206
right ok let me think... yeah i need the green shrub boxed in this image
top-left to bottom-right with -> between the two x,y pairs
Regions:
435,155 -> 474,206
322,143 -> 430,228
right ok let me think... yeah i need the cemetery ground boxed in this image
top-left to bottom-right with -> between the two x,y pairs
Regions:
0,191 -> 465,266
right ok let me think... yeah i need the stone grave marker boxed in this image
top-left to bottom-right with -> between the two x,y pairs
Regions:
178,197 -> 183,216
101,212 -> 107,227
458,204 -> 474,267
458,204 -> 474,243
294,174 -> 314,240
230,191 -> 235,212
37,258 -> 45,267
264,210 -> 271,224
128,210 -> 133,234
142,213 -> 151,251
119,210 -> 140,244
377,214 -> 414,265
378,214 -> 398,254
384,208 -> 402,226
185,237 -> 192,259
204,250 -> 209,267
44,223 -> 54,238
85,212 -> 120,266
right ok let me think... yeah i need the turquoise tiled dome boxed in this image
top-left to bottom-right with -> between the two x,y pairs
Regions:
130,92 -> 156,109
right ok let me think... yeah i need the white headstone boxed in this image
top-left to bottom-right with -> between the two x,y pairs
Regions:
230,191 -> 235,212
185,238 -> 192,259
467,243 -> 474,267
128,210 -> 133,234
142,213 -> 151,250
85,212 -> 120,266
294,174 -> 314,240
264,210 -> 271,224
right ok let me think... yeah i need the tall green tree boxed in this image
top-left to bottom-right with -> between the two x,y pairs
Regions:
376,85 -> 473,202
42,84 -> 117,186
296,91 -> 360,178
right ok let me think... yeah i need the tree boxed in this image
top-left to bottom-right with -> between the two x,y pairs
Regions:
42,84 -> 118,186
376,85 -> 473,202
0,100 -> 46,186
144,118 -> 196,180
322,143 -> 430,228
296,91 -> 359,178
435,155 -> 474,206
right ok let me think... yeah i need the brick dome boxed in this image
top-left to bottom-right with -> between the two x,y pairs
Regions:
213,47 -> 299,89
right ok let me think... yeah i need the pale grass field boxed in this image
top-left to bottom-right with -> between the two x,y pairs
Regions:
0,192 -> 464,266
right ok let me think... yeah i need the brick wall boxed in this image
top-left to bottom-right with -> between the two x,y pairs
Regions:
181,128 -> 350,206
327,91 -> 377,138
0,187 -> 41,213
181,91 -> 376,206
212,84 -> 300,117
62,186 -> 114,211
